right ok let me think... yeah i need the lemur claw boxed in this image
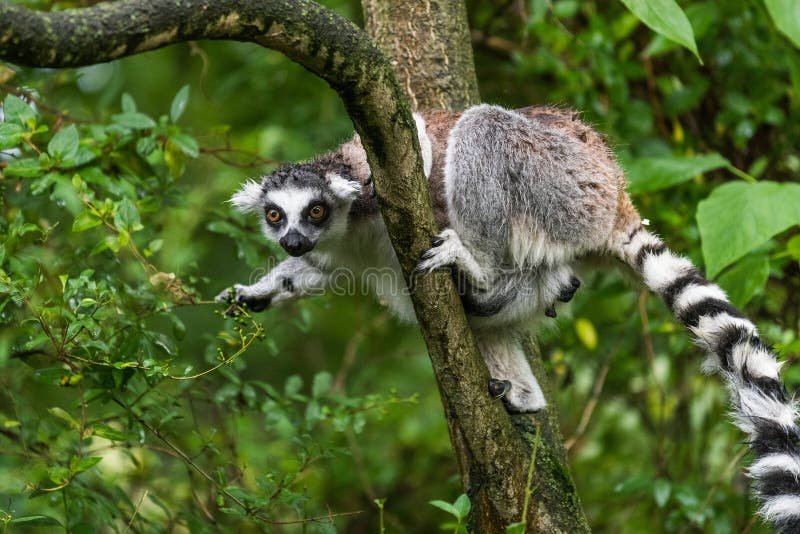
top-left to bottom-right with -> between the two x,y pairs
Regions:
488,378 -> 512,399
431,235 -> 445,247
419,248 -> 435,261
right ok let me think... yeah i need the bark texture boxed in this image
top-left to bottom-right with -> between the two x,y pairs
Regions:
362,0 -> 479,112
0,1 -> 588,531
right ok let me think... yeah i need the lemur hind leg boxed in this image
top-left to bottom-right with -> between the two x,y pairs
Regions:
476,330 -> 546,413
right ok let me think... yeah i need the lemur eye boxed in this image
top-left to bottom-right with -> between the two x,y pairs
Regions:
308,204 -> 326,220
266,209 -> 282,223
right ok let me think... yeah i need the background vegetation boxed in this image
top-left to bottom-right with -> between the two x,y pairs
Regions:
1,0 -> 799,532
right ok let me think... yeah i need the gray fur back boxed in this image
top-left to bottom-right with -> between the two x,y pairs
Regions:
444,104 -> 620,266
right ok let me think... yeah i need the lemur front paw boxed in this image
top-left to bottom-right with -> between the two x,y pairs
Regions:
215,285 -> 271,314
416,229 -> 489,289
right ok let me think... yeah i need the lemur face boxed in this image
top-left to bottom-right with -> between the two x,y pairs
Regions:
229,161 -> 361,257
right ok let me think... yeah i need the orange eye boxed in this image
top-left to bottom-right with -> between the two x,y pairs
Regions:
309,204 -> 326,220
266,209 -> 282,223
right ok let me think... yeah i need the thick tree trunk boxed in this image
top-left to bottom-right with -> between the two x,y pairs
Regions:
0,1 -> 588,531
362,0 -> 479,112
359,2 -> 589,532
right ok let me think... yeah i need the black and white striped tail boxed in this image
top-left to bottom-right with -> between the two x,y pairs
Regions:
617,227 -> 800,532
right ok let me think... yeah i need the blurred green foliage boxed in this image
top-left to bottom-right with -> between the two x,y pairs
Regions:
0,0 -> 799,532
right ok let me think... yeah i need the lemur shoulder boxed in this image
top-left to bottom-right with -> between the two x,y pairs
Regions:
217,104 -> 800,532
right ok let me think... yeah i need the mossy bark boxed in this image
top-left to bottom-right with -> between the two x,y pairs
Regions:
0,1 -> 588,531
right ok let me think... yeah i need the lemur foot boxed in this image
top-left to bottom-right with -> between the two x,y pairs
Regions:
215,285 -> 271,314
544,276 -> 581,318
488,378 -> 545,413
557,276 -> 581,302
504,383 -> 546,414
416,229 -> 489,289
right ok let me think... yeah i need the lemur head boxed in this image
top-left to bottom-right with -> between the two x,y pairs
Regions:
229,154 -> 361,256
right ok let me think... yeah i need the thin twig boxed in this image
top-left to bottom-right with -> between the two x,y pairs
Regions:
332,312 -> 389,393
639,289 -> 667,472
564,343 -> 620,451
199,146 -> 280,169
124,489 -> 149,534
677,447 -> 749,534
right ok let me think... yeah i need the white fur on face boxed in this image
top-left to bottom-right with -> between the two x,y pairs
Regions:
266,188 -> 317,226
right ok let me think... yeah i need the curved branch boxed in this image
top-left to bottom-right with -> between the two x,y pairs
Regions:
0,1 -> 575,530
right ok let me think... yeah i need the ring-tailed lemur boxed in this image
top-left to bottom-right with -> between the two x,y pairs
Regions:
216,104 -> 800,531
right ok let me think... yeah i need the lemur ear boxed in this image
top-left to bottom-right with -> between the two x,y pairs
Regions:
326,172 -> 361,201
229,180 -> 263,213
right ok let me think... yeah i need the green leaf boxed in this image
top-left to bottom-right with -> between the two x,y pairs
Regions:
643,2 -> 719,58
575,318 -> 598,350
70,455 -> 102,474
4,158 -> 44,178
164,138 -> 188,178
764,0 -> 800,48
716,253 -> 770,307
111,112 -> 156,129
285,375 -> 303,397
48,465 -> 70,485
170,314 -> 186,340
786,235 -> 800,260
136,135 -> 157,157
623,153 -> 728,194
3,94 -> 36,126
48,125 -> 79,161
0,122 -> 26,149
453,494 -> 471,519
169,132 -> 199,158
47,406 -> 80,430
429,500 -> 459,518
121,93 -> 137,113
505,523 -> 526,534
92,423 -> 128,442
114,198 -> 142,232
170,85 -> 190,122
619,0 -> 701,62
653,479 -> 671,508
312,371 -> 332,398
8,515 -> 62,527
72,211 -> 102,232
697,181 -> 800,278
